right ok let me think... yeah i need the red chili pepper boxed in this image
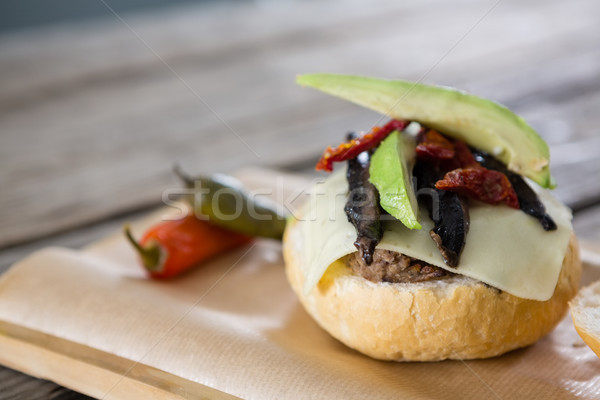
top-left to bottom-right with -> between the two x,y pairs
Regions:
415,130 -> 455,161
124,215 -> 252,279
316,119 -> 409,171
435,167 -> 520,209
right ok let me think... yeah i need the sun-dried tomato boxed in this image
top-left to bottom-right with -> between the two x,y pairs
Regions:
435,167 -> 519,209
416,130 -> 455,161
416,132 -> 479,170
451,140 -> 478,169
416,131 -> 519,208
316,119 -> 408,172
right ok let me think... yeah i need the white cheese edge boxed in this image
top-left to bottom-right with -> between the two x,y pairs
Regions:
298,169 -> 573,301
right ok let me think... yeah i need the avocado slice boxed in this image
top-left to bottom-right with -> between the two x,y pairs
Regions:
369,130 -> 421,229
297,74 -> 554,188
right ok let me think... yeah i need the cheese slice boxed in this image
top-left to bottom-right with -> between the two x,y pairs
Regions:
298,169 -> 573,301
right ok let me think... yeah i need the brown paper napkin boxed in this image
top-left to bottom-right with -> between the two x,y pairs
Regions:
0,168 -> 599,399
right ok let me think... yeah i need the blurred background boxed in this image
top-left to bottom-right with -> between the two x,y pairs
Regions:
0,0 -> 207,32
2,0 -> 600,259
0,0 -> 599,397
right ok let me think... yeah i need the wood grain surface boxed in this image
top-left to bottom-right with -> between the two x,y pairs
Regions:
1,0 -> 600,398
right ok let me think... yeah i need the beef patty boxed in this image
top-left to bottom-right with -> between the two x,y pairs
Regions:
346,249 -> 452,284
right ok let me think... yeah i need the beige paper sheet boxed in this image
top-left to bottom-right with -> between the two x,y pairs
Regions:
0,168 -> 599,399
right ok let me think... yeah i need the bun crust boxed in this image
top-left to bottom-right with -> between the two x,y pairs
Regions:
284,219 -> 581,361
570,280 -> 600,358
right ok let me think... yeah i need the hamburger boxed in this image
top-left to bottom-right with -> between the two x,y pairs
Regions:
283,74 -> 581,361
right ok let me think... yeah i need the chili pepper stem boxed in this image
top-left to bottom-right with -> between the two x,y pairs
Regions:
123,225 -> 163,272
173,164 -> 196,188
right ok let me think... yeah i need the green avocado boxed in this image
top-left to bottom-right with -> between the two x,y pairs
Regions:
297,73 -> 554,188
369,130 -> 421,229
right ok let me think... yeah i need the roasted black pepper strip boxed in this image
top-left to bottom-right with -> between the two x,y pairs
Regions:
471,150 -> 557,231
413,161 -> 470,267
429,191 -> 470,267
344,133 -> 382,265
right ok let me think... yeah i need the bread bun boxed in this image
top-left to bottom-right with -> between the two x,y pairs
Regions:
284,218 -> 581,361
570,280 -> 600,358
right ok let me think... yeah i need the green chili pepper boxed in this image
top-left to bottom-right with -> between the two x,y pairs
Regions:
174,167 -> 287,240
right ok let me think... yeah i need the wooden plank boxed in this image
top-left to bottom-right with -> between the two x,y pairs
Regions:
0,176 -> 598,398
574,204 -> 600,243
2,171 -> 600,399
0,366 -> 92,400
0,329 -> 240,400
553,157 -> 600,210
1,0 -> 600,249
0,207 -> 154,276
2,0 -> 598,103
2,0 -> 600,397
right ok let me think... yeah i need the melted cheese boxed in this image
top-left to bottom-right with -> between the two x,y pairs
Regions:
298,170 -> 573,301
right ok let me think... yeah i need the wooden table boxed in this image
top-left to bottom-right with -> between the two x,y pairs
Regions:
1,0 -> 600,398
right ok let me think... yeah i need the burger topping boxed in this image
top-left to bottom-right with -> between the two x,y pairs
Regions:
296,74 -> 571,300
415,129 -> 455,161
297,73 -> 554,188
346,249 -> 451,284
323,121 -> 555,270
369,129 -> 421,229
325,120 -> 543,268
428,192 -> 470,268
472,149 -> 557,231
413,161 -> 470,268
415,130 -> 520,209
344,134 -> 382,265
297,170 -> 572,300
435,168 -> 519,209
316,119 -> 408,172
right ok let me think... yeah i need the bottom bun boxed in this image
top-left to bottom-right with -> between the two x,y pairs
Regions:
283,219 -> 581,361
